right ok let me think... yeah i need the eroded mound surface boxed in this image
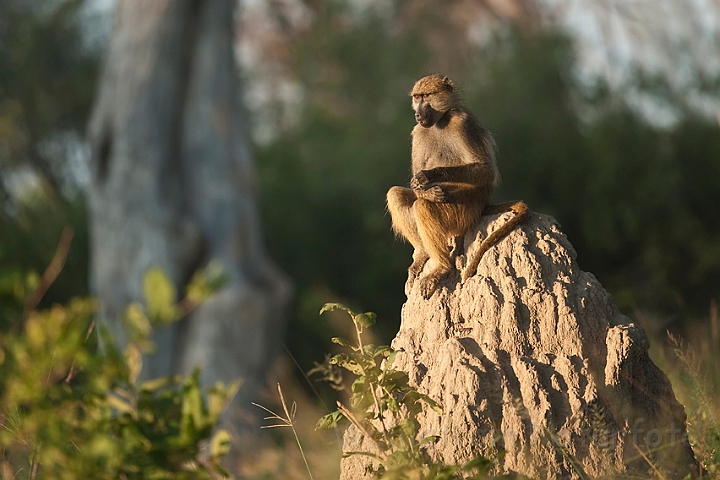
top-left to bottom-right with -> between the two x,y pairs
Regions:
341,212 -> 697,479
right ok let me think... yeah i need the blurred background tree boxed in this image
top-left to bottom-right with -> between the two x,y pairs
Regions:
1,0 -> 719,407
85,0 -> 291,414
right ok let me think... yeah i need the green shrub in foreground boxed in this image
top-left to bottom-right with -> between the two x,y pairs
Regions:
0,266 -> 237,479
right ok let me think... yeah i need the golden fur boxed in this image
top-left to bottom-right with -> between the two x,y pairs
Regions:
387,74 -> 527,297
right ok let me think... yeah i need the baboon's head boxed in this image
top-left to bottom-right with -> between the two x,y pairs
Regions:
410,75 -> 458,128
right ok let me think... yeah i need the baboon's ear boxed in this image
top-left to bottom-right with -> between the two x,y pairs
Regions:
442,76 -> 455,90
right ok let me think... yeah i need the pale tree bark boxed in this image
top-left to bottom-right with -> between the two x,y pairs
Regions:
87,0 -> 291,413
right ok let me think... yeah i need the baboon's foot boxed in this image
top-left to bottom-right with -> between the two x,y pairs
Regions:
408,253 -> 430,280
417,267 -> 452,299
405,254 -> 429,296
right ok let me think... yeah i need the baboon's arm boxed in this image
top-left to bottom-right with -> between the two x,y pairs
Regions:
411,163 -> 494,190
414,181 -> 485,203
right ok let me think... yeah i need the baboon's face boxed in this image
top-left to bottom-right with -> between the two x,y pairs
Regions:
412,93 -> 445,128
410,75 -> 457,128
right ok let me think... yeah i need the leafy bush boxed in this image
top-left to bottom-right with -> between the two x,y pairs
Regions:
0,265 -> 237,479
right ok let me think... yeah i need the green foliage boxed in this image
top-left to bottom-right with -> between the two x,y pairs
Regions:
144,267 -> 182,326
313,303 -> 512,479
185,260 -> 231,307
0,266 -> 238,479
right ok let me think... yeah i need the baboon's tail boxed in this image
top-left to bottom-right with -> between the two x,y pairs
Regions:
462,201 -> 528,282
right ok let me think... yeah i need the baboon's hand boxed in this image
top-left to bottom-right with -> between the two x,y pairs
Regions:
411,170 -> 431,190
417,185 -> 450,202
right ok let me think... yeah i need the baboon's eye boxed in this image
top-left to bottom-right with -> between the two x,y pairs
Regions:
413,94 -> 421,99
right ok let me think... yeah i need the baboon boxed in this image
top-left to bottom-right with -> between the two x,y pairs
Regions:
387,74 -> 527,298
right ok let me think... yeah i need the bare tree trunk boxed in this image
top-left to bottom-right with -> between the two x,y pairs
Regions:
87,0 -> 291,411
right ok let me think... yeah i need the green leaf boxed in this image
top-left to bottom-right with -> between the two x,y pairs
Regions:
25,270 -> 40,293
210,429 -> 232,460
383,370 -> 409,390
434,465 -> 460,479
419,394 -> 444,415
461,455 -> 494,477
351,391 -> 374,412
331,354 -> 364,376
330,353 -> 350,365
341,451 -> 384,461
124,302 -> 151,340
386,350 -> 397,368
124,344 -> 143,384
185,260 -> 230,304
398,418 -> 418,438
331,336 -> 351,347
143,267 -> 179,325
354,312 -> 377,328
106,393 -> 135,415
400,390 -> 443,415
316,410 -> 343,430
180,371 -> 206,439
351,376 -> 367,394
207,379 -> 242,419
139,376 -> 178,392
419,435 -> 441,446
363,344 -> 392,358
320,302 -> 353,316
461,456 -> 492,470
